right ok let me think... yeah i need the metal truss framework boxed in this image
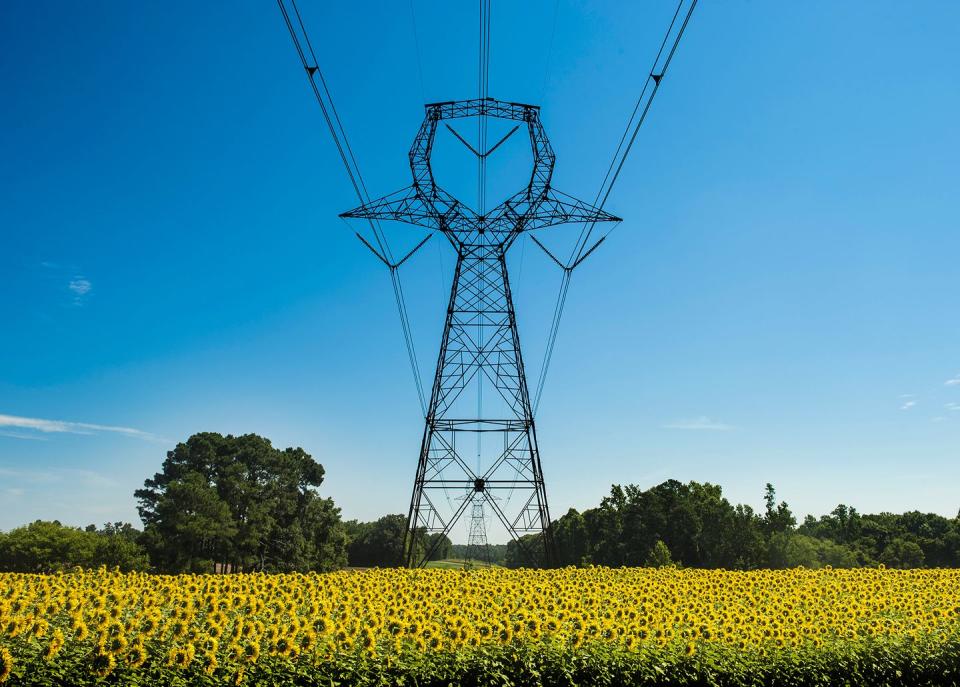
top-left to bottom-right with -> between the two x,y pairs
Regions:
465,502 -> 492,566
341,98 -> 619,567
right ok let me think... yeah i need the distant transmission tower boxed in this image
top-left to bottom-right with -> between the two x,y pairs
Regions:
465,502 -> 491,567
341,99 -> 620,566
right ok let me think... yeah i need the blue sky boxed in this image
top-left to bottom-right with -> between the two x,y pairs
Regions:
1,1 -> 959,537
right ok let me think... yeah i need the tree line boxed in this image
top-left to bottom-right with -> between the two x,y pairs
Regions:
507,480 -> 960,570
1,432 -> 958,572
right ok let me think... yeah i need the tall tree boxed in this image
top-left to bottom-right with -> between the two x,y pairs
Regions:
553,509 -> 589,567
135,432 -> 347,573
763,483 -> 797,536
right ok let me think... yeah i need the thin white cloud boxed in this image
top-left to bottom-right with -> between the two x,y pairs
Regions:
945,403 -> 960,412
0,430 -> 48,441
68,276 -> 92,304
946,374 -> 960,387
663,416 -> 734,431
68,278 -> 91,296
0,414 -> 165,443
900,400 -> 917,410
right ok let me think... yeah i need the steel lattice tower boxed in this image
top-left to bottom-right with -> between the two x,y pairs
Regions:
341,98 -> 619,567
465,502 -> 492,566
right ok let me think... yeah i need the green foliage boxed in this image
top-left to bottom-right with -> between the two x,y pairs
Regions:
763,483 -> 797,535
0,520 -> 148,572
5,630 -> 960,686
560,480 -> 770,568
645,540 -> 673,567
881,537 -> 926,569
425,532 -> 453,561
134,432 -> 347,573
798,505 -> 960,568
767,533 -> 857,569
504,533 -> 544,568
552,509 -> 589,566
345,514 -> 407,567
547,480 -> 960,570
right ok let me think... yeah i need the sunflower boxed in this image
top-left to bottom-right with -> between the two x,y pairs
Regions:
170,619 -> 189,640
29,618 -> 49,638
103,633 -> 128,655
202,650 -> 219,675
126,643 -> 148,669
141,614 -> 159,635
272,636 -> 293,656
227,642 -> 244,662
41,629 -> 65,662
242,642 -> 260,664
91,650 -> 116,679
298,629 -> 317,652
0,648 -> 12,684
167,645 -> 195,669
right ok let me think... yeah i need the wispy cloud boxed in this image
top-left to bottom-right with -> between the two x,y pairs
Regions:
40,262 -> 93,306
945,403 -> 960,412
68,277 -> 91,297
900,399 -> 917,410
0,414 -> 165,443
68,276 -> 92,304
0,430 -> 48,441
663,416 -> 734,431
946,374 -> 960,387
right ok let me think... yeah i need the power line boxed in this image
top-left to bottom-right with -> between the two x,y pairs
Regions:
533,270 -> 571,414
408,0 -> 427,104
477,0 -> 491,214
539,0 -> 560,103
532,0 -> 698,413
571,0 -> 697,264
277,0 -> 428,414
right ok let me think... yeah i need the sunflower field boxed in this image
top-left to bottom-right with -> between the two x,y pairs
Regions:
2,567 -> 960,686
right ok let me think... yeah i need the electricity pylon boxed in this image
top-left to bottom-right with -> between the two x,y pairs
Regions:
465,502 -> 491,567
341,98 -> 619,567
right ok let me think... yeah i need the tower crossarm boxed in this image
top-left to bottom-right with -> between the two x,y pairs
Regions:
340,97 -> 618,254
339,185 -> 478,240
490,189 -> 621,248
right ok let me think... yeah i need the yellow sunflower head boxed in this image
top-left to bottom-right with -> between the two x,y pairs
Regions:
0,648 -> 13,683
127,644 -> 147,668
202,650 -> 219,676
91,651 -> 116,679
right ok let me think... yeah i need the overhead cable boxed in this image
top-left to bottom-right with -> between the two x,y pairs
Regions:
533,0 -> 698,413
278,0 -> 428,413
